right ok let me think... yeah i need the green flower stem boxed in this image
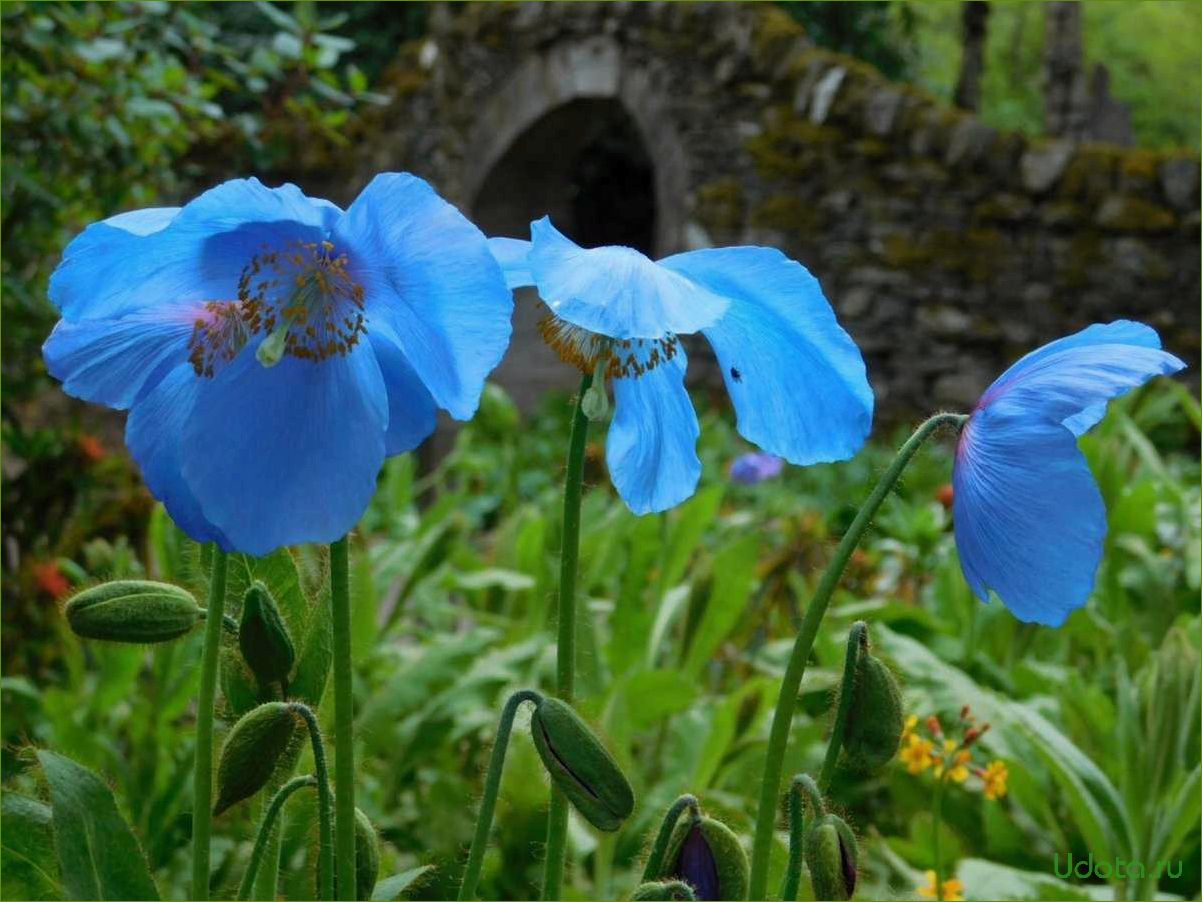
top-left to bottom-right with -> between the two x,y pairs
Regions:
780,774 -> 824,901
236,775 -> 317,901
542,373 -> 593,901
817,621 -> 868,790
252,773 -> 286,902
330,536 -> 356,901
458,689 -> 545,901
641,795 -> 700,882
192,546 -> 228,901
747,413 -> 967,899
290,703 -> 336,902
932,772 -> 949,901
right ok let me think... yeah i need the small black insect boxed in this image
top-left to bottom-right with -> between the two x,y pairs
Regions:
730,367 -> 743,382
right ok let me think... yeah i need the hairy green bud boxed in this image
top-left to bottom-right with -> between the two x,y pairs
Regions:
238,581 -> 295,691
214,702 -> 298,815
842,653 -> 903,773
804,814 -> 858,901
630,880 -> 698,900
662,816 -> 749,901
64,580 -> 202,643
530,697 -> 634,831
355,807 -> 380,901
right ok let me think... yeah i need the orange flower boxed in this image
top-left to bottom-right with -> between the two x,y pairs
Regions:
33,561 -> 70,599
918,871 -> 964,901
981,760 -> 1009,800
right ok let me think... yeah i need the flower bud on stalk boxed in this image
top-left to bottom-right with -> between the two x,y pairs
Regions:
64,580 -> 203,643
214,702 -> 298,815
530,697 -> 634,831
238,581 -> 295,693
804,814 -> 858,901
841,652 -> 904,773
663,816 -> 749,902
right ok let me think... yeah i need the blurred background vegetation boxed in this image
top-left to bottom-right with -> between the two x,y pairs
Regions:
1,3 -> 1198,901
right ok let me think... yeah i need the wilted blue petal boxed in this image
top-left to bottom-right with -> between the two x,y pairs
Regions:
486,237 -> 535,290
178,343 -> 388,556
125,363 -> 226,547
334,173 -> 513,420
661,246 -> 872,464
607,349 -> 701,515
43,310 -> 193,409
526,217 -> 728,340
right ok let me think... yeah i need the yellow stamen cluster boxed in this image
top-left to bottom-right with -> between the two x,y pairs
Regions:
187,239 -> 367,377
537,309 -> 679,380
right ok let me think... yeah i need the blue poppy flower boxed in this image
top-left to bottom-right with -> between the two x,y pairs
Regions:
953,321 -> 1186,626
730,452 -> 785,485
44,175 -> 512,555
489,218 -> 873,514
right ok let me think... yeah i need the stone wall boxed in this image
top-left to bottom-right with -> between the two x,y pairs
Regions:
342,2 -> 1199,418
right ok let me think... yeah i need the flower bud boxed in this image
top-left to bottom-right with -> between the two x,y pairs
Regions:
355,807 -> 380,902
214,702 -> 298,814
804,814 -> 858,901
842,654 -> 903,773
630,880 -> 698,900
238,581 -> 295,691
662,816 -> 749,902
530,697 -> 634,831
64,580 -> 202,643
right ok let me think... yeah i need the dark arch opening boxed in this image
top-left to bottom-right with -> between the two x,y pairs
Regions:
473,98 -> 657,410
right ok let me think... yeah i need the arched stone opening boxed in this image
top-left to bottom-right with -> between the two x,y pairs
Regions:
473,97 -> 658,410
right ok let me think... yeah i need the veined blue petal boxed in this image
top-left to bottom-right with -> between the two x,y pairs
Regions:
661,246 -> 873,464
369,333 -> 438,456
487,237 -> 535,290
526,217 -> 728,340
125,363 -> 227,546
42,310 -> 193,410
606,349 -> 701,515
179,342 -> 388,556
334,172 -> 513,420
953,413 -> 1105,626
982,321 -> 1180,435
50,178 -> 338,321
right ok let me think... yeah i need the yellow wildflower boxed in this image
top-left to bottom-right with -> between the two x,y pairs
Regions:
934,740 -> 971,782
981,760 -> 1009,800
918,870 -> 965,901
902,714 -> 919,742
900,733 -> 935,774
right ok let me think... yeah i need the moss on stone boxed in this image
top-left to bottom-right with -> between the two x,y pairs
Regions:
972,193 -> 1032,223
750,194 -> 823,232
1096,196 -> 1177,232
1060,231 -> 1105,289
696,178 -> 746,231
746,117 -> 844,180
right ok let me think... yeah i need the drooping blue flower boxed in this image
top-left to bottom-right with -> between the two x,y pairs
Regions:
44,175 -> 512,555
952,321 -> 1185,626
730,452 -> 784,485
489,218 -> 873,514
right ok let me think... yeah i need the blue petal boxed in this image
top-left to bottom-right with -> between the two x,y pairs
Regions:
953,413 -> 1106,625
125,363 -> 227,546
42,311 -> 193,410
486,237 -> 535,290
179,343 -> 388,556
50,178 -> 338,321
334,173 -> 513,420
983,321 -> 1178,435
526,217 -> 728,340
660,247 -> 873,465
606,349 -> 701,515
369,334 -> 438,456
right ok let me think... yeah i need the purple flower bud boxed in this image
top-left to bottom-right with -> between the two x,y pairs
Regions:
729,452 -> 784,485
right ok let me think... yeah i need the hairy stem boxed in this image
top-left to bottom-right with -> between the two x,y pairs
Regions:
641,795 -> 701,882
933,772 -> 949,901
747,413 -> 967,899
291,703 -> 336,901
779,775 -> 820,902
236,776 -> 317,901
330,537 -> 356,900
191,546 -> 228,901
818,621 -> 868,789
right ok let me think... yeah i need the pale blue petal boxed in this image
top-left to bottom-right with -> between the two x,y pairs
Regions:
487,237 -> 535,289
125,362 -> 227,546
953,413 -> 1105,625
606,349 -> 701,515
369,333 -> 438,456
334,172 -> 513,420
42,310 -> 193,410
661,247 -> 873,464
49,178 -> 337,321
527,217 -> 728,340
179,343 -> 388,555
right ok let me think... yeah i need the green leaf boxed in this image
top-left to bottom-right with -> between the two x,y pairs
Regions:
370,864 -> 434,901
660,485 -> 724,591
956,858 -> 1093,901
683,535 -> 759,679
37,750 -> 159,900
1,792 -> 62,900
448,568 -> 535,592
617,669 -> 699,731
